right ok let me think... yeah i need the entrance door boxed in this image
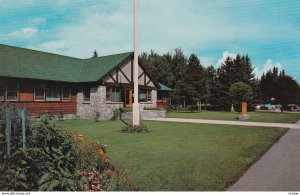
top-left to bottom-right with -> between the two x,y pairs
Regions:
124,89 -> 133,109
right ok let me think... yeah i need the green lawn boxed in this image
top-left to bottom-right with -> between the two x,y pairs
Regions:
166,111 -> 300,123
59,119 -> 287,191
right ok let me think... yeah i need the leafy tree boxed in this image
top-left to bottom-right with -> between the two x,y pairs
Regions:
229,82 -> 253,111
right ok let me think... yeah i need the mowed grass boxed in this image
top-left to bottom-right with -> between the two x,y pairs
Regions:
59,119 -> 287,191
166,111 -> 300,123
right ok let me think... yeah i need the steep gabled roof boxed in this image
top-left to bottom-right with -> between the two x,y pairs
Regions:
0,44 -> 133,83
79,52 -> 133,82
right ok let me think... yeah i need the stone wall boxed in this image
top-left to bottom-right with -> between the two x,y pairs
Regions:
77,85 -> 158,120
77,85 -> 124,120
122,110 -> 166,119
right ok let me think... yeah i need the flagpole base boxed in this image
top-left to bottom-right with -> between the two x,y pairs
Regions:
132,103 -> 140,126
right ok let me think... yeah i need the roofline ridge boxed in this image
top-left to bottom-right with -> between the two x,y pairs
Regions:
85,51 -> 134,60
0,44 -> 82,60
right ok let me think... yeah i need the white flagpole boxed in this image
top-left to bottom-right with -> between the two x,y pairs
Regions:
132,0 -> 140,126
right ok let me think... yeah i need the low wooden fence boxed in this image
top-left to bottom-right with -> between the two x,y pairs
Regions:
0,108 -> 26,157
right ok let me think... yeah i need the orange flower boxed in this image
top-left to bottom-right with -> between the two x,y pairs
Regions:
98,149 -> 105,156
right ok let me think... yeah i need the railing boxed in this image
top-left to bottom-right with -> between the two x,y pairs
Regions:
0,108 -> 26,157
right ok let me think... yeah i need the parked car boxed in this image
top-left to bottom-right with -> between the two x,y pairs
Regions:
259,104 -> 276,110
288,104 -> 300,112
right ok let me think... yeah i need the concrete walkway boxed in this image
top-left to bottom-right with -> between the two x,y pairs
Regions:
146,118 -> 300,129
228,120 -> 300,191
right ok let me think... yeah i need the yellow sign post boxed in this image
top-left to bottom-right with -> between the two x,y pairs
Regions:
242,102 -> 247,114
239,102 -> 249,120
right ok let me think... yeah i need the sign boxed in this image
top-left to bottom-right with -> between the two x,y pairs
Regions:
242,102 -> 247,114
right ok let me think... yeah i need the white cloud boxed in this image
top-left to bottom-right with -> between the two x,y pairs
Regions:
27,0 -> 285,58
9,27 -> 38,39
253,59 -> 283,78
34,3 -> 134,58
216,51 -> 237,66
199,56 -> 215,67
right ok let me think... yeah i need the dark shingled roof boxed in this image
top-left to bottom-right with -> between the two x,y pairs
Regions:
0,44 -> 133,83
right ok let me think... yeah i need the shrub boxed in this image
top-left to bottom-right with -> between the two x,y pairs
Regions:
1,109 -> 137,191
111,109 -> 119,121
143,107 -> 160,110
0,114 -> 85,191
94,111 -> 101,122
121,125 -> 150,133
58,111 -> 64,121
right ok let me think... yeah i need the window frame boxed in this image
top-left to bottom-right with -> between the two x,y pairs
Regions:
147,90 -> 152,102
139,89 -> 152,102
61,86 -> 71,102
83,88 -> 91,103
34,84 -> 46,101
106,87 -> 112,102
0,82 -> 6,102
6,82 -> 19,102
106,87 -> 122,103
45,85 -> 61,102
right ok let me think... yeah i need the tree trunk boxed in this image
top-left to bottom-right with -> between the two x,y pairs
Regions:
200,100 -> 202,111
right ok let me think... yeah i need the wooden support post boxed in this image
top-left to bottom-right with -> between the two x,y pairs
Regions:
129,89 -> 133,110
21,110 -> 26,149
5,108 -> 11,157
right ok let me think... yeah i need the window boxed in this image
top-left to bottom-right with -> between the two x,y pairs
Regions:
62,86 -> 71,101
0,83 -> 5,101
139,89 -> 152,102
45,85 -> 60,101
34,85 -> 45,101
6,82 -> 18,101
106,87 -> 121,102
147,90 -> 152,102
106,87 -> 112,102
83,88 -> 90,102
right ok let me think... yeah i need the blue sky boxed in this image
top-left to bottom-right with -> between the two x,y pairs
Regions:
0,0 -> 299,81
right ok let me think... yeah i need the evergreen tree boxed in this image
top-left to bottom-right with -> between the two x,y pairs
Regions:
92,50 -> 98,58
182,54 -> 203,111
210,54 -> 255,111
204,65 -> 217,110
259,68 -> 300,112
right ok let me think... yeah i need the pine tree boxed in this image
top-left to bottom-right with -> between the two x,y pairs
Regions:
210,54 -> 255,111
92,50 -> 98,58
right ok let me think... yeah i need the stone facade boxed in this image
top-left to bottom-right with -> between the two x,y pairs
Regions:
77,85 -> 158,120
122,110 -> 166,120
77,85 -> 123,120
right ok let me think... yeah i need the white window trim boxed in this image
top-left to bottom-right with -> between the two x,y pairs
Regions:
0,82 -> 5,101
45,85 -> 61,102
5,83 -> 19,102
34,84 -> 45,102
106,87 -> 122,103
61,87 -> 71,102
83,88 -> 91,103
